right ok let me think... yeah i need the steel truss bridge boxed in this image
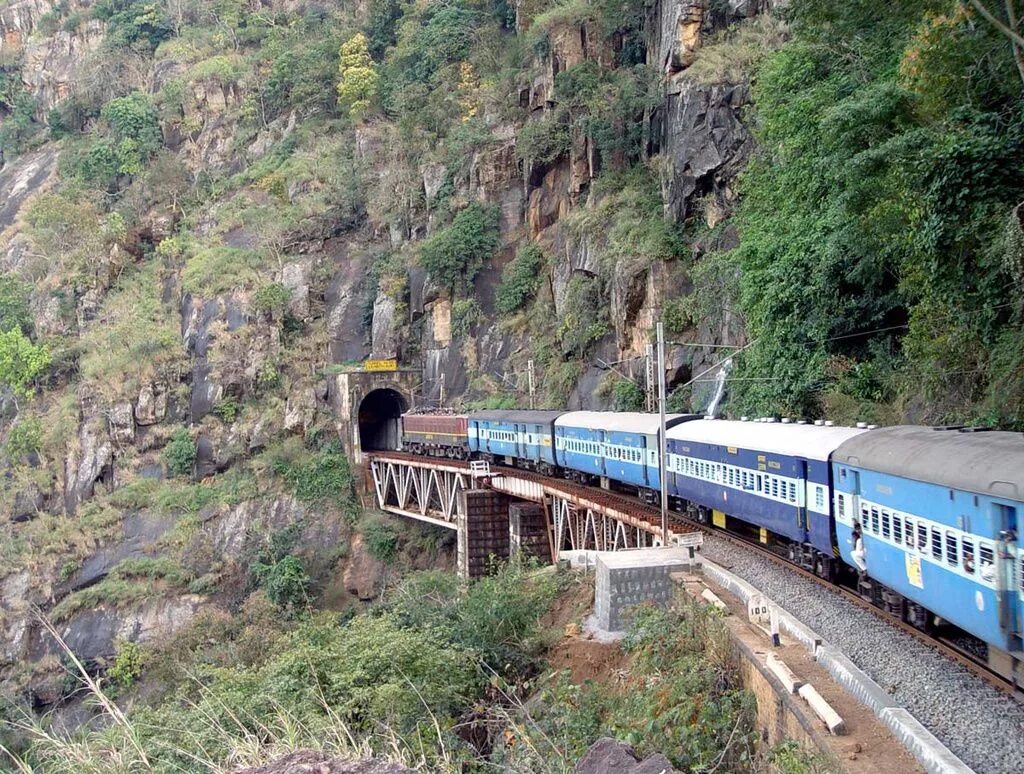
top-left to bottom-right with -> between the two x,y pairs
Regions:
367,452 -> 701,560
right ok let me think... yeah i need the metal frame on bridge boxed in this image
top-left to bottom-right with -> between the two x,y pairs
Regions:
368,453 -> 693,558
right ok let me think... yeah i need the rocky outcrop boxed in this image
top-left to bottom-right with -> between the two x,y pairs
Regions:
63,394 -> 114,515
342,534 -> 385,601
0,0 -> 104,116
0,145 -> 59,234
573,737 -> 679,774
660,80 -> 754,223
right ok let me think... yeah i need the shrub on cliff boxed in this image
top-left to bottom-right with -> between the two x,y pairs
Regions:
418,203 -> 500,292
496,244 -> 546,316
163,427 -> 197,477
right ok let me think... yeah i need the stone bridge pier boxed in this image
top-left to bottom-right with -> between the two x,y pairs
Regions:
327,369 -> 421,462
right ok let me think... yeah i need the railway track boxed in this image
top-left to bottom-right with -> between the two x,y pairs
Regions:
369,451 -> 1017,697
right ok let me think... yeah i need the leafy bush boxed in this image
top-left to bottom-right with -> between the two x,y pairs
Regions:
0,329 -> 50,398
612,378 -> 644,411
515,115 -> 571,164
252,555 -> 311,611
272,441 -> 355,504
663,295 -> 693,335
109,640 -> 144,688
253,282 -> 293,314
387,563 -> 559,679
418,203 -> 500,290
5,415 -> 42,461
496,243 -> 546,315
212,397 -> 241,423
558,275 -> 608,357
163,427 -> 197,477
364,520 -> 399,563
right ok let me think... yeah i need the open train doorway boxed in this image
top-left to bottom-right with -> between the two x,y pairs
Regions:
358,388 -> 408,452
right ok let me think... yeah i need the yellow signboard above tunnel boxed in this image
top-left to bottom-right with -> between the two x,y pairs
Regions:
364,359 -> 398,372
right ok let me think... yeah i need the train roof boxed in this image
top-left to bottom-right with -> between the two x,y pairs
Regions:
833,425 -> 1024,500
468,410 -> 565,423
666,419 -> 867,462
555,411 -> 699,435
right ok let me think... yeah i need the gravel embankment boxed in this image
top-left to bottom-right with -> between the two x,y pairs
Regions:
702,535 -> 1024,774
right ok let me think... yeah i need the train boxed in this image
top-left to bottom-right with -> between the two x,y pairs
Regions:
397,408 -> 1024,685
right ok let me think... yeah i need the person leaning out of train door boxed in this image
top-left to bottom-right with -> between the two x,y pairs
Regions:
851,522 -> 867,572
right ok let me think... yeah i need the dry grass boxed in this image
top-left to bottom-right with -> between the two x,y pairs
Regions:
1,610 -> 451,774
682,16 -> 790,86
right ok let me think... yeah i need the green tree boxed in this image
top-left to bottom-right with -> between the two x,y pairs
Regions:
0,329 -> 50,398
0,276 -> 32,334
337,33 -> 379,120
418,203 -> 500,291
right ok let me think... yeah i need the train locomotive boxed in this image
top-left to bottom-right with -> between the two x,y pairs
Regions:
396,409 -> 1024,685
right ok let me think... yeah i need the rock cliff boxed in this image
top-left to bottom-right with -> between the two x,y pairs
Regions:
0,0 -> 772,727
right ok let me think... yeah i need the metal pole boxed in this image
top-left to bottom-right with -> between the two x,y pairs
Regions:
657,322 -> 668,547
527,359 -> 535,409
644,343 -> 654,413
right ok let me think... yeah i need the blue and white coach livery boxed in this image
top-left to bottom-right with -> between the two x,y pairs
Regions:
554,412 -> 696,493
832,426 -> 1024,655
468,410 -> 563,472
666,419 -> 866,577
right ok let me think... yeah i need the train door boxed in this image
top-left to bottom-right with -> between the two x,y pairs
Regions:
516,423 -> 527,461
994,503 -> 1020,641
849,470 -> 861,525
642,434 -> 650,487
798,460 -> 808,532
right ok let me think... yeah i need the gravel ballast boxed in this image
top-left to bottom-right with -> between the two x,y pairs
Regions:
701,535 -> 1024,774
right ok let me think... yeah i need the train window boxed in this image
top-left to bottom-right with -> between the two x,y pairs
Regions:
931,528 -> 942,560
893,516 -> 902,545
771,479 -> 779,498
917,523 -> 928,553
979,543 -> 994,574
962,537 -> 975,575
870,508 -> 880,534
837,494 -> 845,519
881,511 -> 891,539
814,487 -> 824,509
945,532 -> 958,566
904,517 -> 914,548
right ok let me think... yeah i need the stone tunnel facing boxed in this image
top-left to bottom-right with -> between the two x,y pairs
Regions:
358,388 -> 408,452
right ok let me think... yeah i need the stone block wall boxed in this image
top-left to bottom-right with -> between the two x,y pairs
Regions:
595,555 -> 675,632
509,502 -> 550,563
457,489 -> 511,580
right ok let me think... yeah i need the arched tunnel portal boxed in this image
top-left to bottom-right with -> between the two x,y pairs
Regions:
358,388 -> 409,452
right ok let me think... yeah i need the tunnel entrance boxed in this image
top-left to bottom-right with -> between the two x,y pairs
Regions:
358,388 -> 408,452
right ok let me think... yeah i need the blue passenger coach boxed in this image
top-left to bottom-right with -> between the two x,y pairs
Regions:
554,412 -> 696,491
832,426 -> 1024,655
666,420 -> 866,573
467,410 -> 564,472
